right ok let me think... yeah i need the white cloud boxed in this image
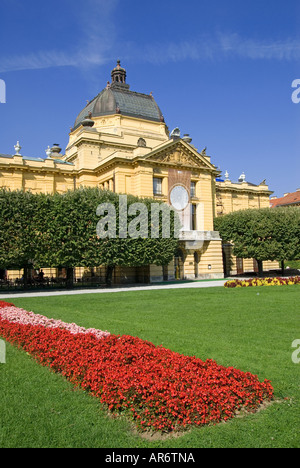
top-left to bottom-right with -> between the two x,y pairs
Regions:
0,0 -> 118,73
0,49 -> 111,73
132,33 -> 300,64
0,13 -> 300,74
217,33 -> 300,60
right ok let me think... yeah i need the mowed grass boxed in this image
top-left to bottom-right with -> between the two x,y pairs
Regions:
1,285 -> 299,448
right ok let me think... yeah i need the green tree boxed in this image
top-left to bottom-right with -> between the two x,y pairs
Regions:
0,189 -> 39,286
36,188 -> 180,286
0,187 -> 179,287
266,207 -> 300,274
214,207 -> 300,276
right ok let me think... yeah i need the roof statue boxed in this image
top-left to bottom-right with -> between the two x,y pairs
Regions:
238,172 -> 246,182
45,146 -> 52,158
170,128 -> 181,139
14,141 -> 21,156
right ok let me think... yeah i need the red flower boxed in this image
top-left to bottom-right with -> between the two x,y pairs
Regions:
0,301 -> 14,309
0,308 -> 274,433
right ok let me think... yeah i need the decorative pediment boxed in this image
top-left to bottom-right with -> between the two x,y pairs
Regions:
142,140 -> 217,173
149,149 -> 200,167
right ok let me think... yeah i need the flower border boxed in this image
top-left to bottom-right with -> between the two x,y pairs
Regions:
224,276 -> 300,288
0,301 -> 274,433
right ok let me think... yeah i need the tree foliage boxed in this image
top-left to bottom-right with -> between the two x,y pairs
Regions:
214,207 -> 300,274
0,187 -> 179,285
0,189 -> 37,268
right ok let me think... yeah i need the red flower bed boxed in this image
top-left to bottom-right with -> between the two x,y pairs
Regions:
0,301 -> 14,309
0,304 -> 274,433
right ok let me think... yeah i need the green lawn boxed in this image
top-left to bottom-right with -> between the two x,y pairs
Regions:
1,286 -> 299,448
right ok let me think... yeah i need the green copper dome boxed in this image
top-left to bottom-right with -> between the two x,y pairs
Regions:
73,62 -> 165,129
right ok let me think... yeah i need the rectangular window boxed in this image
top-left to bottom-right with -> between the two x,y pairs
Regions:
236,258 -> 244,275
190,181 -> 196,198
153,177 -> 162,195
191,204 -> 197,230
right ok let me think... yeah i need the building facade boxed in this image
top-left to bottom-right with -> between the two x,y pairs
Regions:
0,62 -> 277,283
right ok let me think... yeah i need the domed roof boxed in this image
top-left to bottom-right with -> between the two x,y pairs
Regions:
73,62 -> 165,129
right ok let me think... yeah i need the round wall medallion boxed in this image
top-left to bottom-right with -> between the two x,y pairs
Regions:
170,185 -> 189,211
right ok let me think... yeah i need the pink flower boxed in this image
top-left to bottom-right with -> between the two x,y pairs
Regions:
0,306 -> 110,339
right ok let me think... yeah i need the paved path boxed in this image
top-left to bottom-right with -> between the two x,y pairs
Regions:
0,279 -> 228,299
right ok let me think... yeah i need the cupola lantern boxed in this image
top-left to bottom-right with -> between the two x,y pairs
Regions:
111,60 -> 127,85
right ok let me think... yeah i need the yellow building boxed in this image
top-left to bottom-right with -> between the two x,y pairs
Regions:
0,61 -> 277,284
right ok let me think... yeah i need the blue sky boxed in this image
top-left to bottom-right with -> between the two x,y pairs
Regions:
0,0 -> 299,197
